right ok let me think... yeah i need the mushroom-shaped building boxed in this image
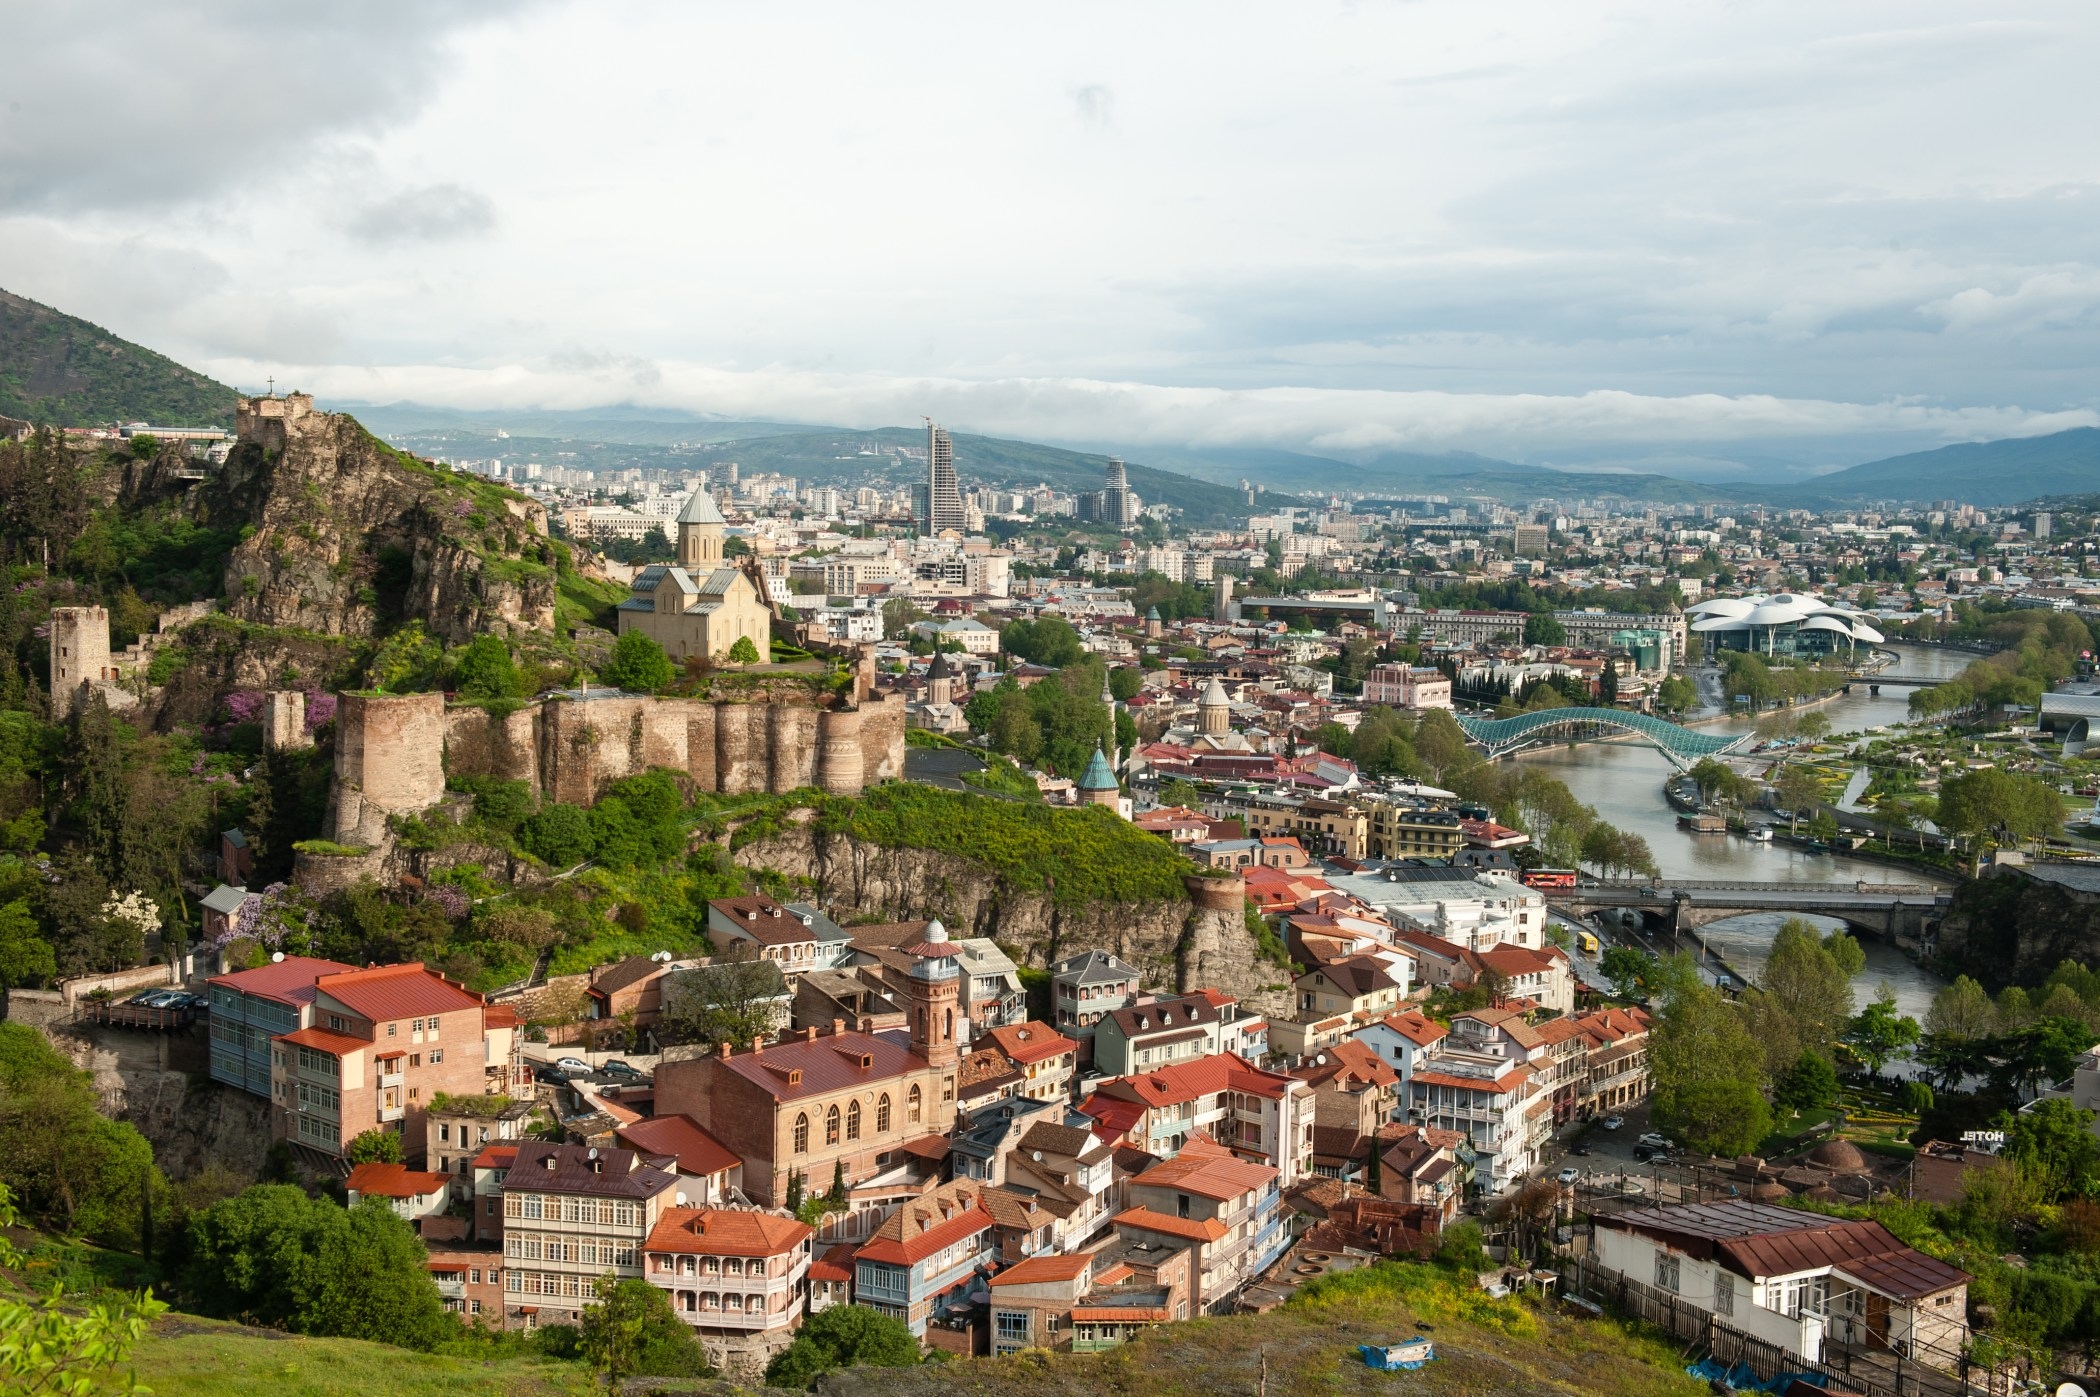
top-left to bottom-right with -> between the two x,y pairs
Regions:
1687,593 -> 1885,658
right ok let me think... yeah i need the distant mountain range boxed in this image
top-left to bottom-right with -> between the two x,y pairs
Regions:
4,281 -> 2088,511
0,288 -> 237,428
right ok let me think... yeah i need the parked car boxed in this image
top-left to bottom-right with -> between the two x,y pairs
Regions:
553,1057 -> 592,1076
534,1065 -> 573,1086
1568,1142 -> 1593,1157
600,1059 -> 645,1079
1557,1166 -> 1581,1185
1637,1132 -> 1671,1150
133,990 -> 183,1009
1601,1115 -> 1625,1131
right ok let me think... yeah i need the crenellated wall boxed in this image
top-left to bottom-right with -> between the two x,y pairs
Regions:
329,688 -> 906,844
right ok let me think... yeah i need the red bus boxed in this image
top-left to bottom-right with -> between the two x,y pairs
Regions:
1521,868 -> 1577,892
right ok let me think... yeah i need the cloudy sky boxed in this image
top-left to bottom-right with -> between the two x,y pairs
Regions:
6,1 -> 2099,471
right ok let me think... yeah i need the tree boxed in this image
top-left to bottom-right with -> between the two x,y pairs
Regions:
1000,616 -> 1084,667
1772,766 -> 1823,828
1109,666 -> 1144,702
727,635 -> 761,664
1655,674 -> 1698,713
0,1181 -> 166,1397
0,900 -> 55,999
1842,987 -> 1921,1077
1738,918 -> 1855,1078
179,1186 -> 453,1349
1523,613 -> 1565,647
452,634 -> 524,701
1649,975 -> 1772,1156
881,598 -> 926,641
1774,1051 -> 1839,1113
2004,1098 -> 2100,1202
600,630 -> 675,693
345,1129 -> 404,1165
580,1274 -> 709,1384
521,802 -> 595,868
657,949 -> 785,1049
764,1304 -> 921,1388
1158,778 -> 1202,810
1600,945 -> 1655,1000
1938,767 -> 2065,848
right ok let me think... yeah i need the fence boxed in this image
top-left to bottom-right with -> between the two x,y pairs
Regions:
1561,1255 -> 2003,1397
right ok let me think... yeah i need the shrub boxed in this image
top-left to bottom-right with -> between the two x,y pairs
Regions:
521,803 -> 594,867
600,630 -> 674,693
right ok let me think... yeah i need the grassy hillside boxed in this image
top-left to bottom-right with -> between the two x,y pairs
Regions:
1781,426 -> 2100,506
128,1319 -> 590,1396
0,286 -> 237,428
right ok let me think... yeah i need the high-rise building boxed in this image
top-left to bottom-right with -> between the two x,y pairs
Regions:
923,421 -> 966,534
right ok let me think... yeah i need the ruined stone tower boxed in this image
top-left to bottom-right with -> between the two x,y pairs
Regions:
48,606 -> 112,720
265,690 -> 311,751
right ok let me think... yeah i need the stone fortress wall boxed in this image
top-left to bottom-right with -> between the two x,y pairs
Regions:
323,684 -> 907,849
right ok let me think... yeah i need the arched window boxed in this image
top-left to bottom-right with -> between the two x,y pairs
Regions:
876,1093 -> 891,1133
908,1084 -> 923,1125
846,1099 -> 862,1141
825,1104 -> 841,1146
792,1113 -> 809,1153
944,1008 -> 954,1039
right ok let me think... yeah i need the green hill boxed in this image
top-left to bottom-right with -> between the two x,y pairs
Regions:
0,286 -> 237,428
1778,427 -> 2100,506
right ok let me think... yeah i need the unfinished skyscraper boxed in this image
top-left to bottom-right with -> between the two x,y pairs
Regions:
922,420 -> 966,534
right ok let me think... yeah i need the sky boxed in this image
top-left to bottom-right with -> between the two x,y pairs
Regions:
5,0 -> 2100,475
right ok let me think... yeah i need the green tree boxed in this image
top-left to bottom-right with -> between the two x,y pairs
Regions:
179,1186 -> 454,1349
727,635 -> 761,664
0,1181 -> 165,1397
2004,1098 -> 2100,1202
657,949 -> 785,1050
1158,778 -> 1202,810
1655,674 -> 1698,713
764,1304 -> 921,1388
1600,945 -> 1656,1000
1649,974 -> 1772,1156
1000,616 -> 1084,667
1773,1051 -> 1839,1113
1772,766 -> 1823,828
0,1024 -> 162,1248
521,802 -> 595,868
1738,918 -> 1855,1078
1523,612 -> 1565,646
1109,666 -> 1144,702
0,900 -> 55,999
1842,987 -> 1921,1077
579,1274 -> 709,1384
601,630 -> 676,692
1939,767 -> 2066,848
345,1129 -> 404,1165
452,634 -> 524,701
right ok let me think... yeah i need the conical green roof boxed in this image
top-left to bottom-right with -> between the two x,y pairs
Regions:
1079,743 -> 1118,791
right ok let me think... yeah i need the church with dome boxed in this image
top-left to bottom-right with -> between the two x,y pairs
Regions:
616,488 -> 774,664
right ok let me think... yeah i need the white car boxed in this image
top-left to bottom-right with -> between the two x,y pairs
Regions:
1637,1132 -> 1671,1150
553,1056 -> 592,1076
1602,1115 -> 1625,1131
1557,1166 -> 1581,1185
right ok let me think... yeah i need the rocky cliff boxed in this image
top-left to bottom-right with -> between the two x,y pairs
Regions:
197,399 -> 559,644
41,1020 -> 272,1181
734,816 -> 1292,1017
1935,866 -> 2100,989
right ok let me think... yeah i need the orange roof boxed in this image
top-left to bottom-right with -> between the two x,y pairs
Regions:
982,1021 -> 1077,1066
474,1144 -> 520,1170
1100,1052 -> 1295,1108
1071,1305 -> 1170,1323
616,1115 -> 740,1177
989,1253 -> 1093,1287
482,1004 -> 522,1029
810,1242 -> 855,1283
1114,1205 -> 1227,1243
857,1183 -> 995,1266
277,1025 -> 370,1056
1371,1010 -> 1447,1048
209,955 -> 355,1007
645,1207 -> 812,1258
1411,1066 -> 1531,1094
316,962 -> 483,1024
1132,1136 -> 1276,1201
347,1162 -> 451,1198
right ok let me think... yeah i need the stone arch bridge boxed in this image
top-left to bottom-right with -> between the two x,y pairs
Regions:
1553,879 -> 1952,950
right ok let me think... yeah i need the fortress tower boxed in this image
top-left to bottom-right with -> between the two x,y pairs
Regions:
48,606 -> 112,720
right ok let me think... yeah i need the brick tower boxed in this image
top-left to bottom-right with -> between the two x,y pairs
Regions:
48,606 -> 111,720
903,919 -> 962,1068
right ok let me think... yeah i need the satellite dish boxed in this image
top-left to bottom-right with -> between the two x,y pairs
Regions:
271,951 -> 285,962
2056,1385 -> 2089,1397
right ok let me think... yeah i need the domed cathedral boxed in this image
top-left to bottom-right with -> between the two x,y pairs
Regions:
617,487 -> 774,665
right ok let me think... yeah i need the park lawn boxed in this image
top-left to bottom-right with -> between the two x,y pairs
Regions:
128,1317 -> 593,1397
1755,1105 -> 1842,1157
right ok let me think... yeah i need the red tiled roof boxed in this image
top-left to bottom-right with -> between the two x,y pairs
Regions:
644,1207 -> 811,1258
1411,1066 -> 1531,1093
209,955 -> 355,1006
347,1162 -> 451,1198
1371,1010 -> 1447,1048
616,1115 -> 740,1178
474,1145 -> 520,1170
1132,1136 -> 1276,1200
709,896 -> 822,947
810,1242 -> 855,1282
982,1021 -> 1077,1065
1071,1304 -> 1170,1323
1078,1094 -> 1147,1141
314,962 -> 482,1023
856,1184 -> 995,1266
482,1004 -> 522,1029
718,1029 -> 927,1103
1114,1205 -> 1228,1243
1099,1053 -> 1294,1108
989,1253 -> 1093,1286
277,1025 -> 370,1056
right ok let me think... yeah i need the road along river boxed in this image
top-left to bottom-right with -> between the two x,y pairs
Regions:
1511,642 -> 1972,1021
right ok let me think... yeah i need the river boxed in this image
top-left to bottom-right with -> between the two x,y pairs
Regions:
1513,642 -> 1975,1021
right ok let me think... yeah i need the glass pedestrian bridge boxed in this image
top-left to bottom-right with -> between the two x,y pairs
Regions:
1454,707 -> 1753,770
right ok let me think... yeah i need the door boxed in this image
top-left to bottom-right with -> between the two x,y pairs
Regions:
1864,1291 -> 1889,1344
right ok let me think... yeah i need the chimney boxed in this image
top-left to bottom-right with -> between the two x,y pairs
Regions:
750,1037 -> 764,1056
831,1018 -> 846,1037
717,1041 -> 732,1059
802,1026 -> 818,1043
859,1016 -> 874,1033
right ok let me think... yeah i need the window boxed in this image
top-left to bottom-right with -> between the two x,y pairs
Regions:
907,1086 -> 922,1125
996,1310 -> 1030,1341
1715,1272 -> 1734,1317
847,1100 -> 861,1141
793,1114 -> 809,1153
825,1105 -> 840,1147
1654,1253 -> 1680,1293
439,1124 -> 451,1143
431,1049 -> 443,1064
877,1094 -> 891,1133
387,1022 -> 396,1036
410,1055 -> 421,1068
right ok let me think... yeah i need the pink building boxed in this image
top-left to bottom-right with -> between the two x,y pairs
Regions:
1361,664 -> 1452,711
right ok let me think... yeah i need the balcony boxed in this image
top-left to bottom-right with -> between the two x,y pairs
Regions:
379,1102 -> 406,1123
433,1276 -> 465,1299
378,1070 -> 404,1089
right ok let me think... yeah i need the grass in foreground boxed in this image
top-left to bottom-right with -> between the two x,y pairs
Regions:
128,1317 -> 593,1397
